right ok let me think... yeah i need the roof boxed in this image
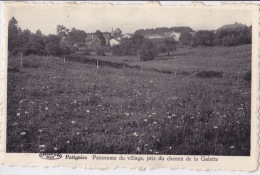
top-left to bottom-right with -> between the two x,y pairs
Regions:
85,34 -> 99,42
164,31 -> 181,38
144,34 -> 164,39
218,22 -> 247,30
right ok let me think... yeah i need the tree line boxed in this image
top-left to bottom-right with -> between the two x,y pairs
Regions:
8,16 -> 252,62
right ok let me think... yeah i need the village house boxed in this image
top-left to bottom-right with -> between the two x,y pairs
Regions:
164,31 -> 181,41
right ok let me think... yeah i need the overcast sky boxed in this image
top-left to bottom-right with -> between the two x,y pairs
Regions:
5,2 -> 253,35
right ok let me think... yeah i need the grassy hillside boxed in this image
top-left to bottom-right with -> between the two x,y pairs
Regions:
7,45 -> 251,155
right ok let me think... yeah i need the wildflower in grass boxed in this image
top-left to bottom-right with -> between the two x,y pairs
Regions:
172,114 -> 176,117
20,132 -> 26,136
39,145 -> 46,149
31,102 -> 34,104
155,151 -> 159,154
86,110 -> 90,113
144,144 -> 148,147
76,132 -> 80,135
230,146 -> 235,149
16,113 -> 21,117
148,115 -> 152,118
213,126 -> 218,129
71,121 -> 76,124
144,119 -> 148,122
169,146 -> 172,150
45,107 -> 48,111
53,147 -> 58,151
25,111 -> 29,114
38,129 -> 43,133
168,116 -> 172,119
11,123 -> 18,126
152,135 -> 156,138
133,132 -> 138,137
56,104 -> 59,106
136,147 -> 141,152
66,141 -> 70,144
152,113 -> 156,115
149,149 -> 153,152
153,121 -> 157,124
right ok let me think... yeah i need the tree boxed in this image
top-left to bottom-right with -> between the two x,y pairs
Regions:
139,40 -> 158,61
95,30 -> 106,46
17,29 -> 30,55
179,32 -> 193,46
8,17 -> 19,54
112,33 -> 158,61
164,38 -> 177,56
193,30 -> 214,46
56,25 -> 69,37
67,28 -> 87,47
114,28 -> 122,38
29,29 -> 46,55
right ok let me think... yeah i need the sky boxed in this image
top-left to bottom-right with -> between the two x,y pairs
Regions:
5,2 -> 253,35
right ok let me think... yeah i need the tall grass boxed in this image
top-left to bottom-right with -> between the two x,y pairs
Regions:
7,46 -> 251,155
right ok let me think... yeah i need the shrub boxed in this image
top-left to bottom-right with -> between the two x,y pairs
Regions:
83,48 -> 91,55
139,40 -> 158,61
96,48 -> 105,56
196,71 -> 223,78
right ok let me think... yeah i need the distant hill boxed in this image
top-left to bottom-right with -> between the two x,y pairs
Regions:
135,26 -> 194,36
218,22 -> 247,31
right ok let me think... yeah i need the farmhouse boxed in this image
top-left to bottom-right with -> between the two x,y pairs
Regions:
144,34 -> 164,39
109,38 -> 120,46
85,34 -> 102,49
164,31 -> 181,41
122,33 -> 132,39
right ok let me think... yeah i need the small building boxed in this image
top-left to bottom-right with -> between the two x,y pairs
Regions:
85,34 -> 102,49
122,33 -> 132,39
164,31 -> 181,41
109,38 -> 120,46
144,34 -> 164,39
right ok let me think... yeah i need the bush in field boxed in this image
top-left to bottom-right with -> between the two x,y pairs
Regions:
193,30 -> 214,46
157,45 -> 167,54
214,25 -> 251,46
112,33 -> 157,61
179,32 -> 193,46
139,40 -> 158,61
222,34 -> 251,47
163,38 -> 177,56
82,48 -> 91,55
196,71 -> 222,78
96,47 -> 105,56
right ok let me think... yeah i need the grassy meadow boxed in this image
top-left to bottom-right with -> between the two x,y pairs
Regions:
7,44 -> 251,155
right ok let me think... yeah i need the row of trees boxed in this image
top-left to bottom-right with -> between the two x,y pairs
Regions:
8,17 -> 94,56
135,26 -> 194,36
178,26 -> 251,47
112,33 -> 177,61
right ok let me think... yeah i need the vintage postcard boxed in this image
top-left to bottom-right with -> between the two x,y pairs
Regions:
0,1 -> 259,171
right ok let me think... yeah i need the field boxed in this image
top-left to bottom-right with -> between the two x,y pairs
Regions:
7,44 -> 251,155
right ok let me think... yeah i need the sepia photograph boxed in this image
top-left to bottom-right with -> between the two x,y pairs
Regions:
4,2 -> 254,158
